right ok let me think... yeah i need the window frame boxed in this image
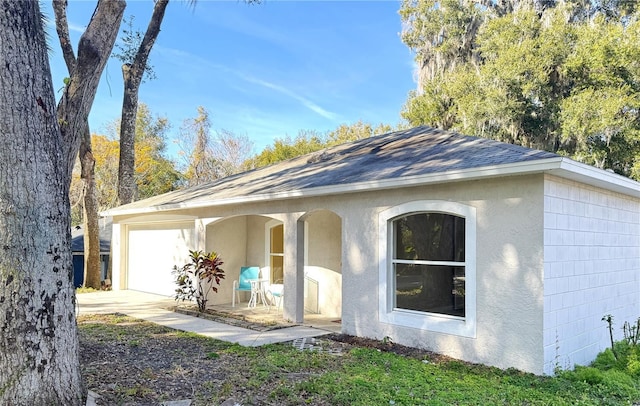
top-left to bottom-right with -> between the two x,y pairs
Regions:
265,219 -> 284,283
378,201 -> 477,338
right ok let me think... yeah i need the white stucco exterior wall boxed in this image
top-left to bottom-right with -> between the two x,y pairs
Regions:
340,175 -> 547,374
543,175 -> 640,374
111,223 -> 122,290
206,216 -> 248,306
304,210 -> 342,318
245,215 -> 270,267
107,169 -> 638,375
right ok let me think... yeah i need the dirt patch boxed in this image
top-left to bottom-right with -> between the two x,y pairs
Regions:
79,314 -> 445,405
80,313 -> 236,405
326,333 -> 449,362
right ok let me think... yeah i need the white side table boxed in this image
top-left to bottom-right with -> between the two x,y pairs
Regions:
247,278 -> 268,308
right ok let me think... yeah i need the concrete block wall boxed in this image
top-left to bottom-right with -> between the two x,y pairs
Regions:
543,175 -> 640,374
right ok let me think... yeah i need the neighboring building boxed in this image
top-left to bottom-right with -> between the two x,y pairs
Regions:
71,217 -> 112,287
103,126 -> 640,375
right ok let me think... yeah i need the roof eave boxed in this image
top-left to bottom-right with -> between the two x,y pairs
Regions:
549,158 -> 640,198
102,156 -> 639,217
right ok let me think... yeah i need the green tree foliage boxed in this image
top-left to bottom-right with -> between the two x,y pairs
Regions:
401,1 -> 640,180
251,121 -> 394,168
560,15 -> 640,177
132,104 -> 181,199
76,104 -> 180,210
327,121 -> 394,145
114,0 -> 168,205
399,0 -> 488,88
112,15 -> 156,82
251,130 -> 327,167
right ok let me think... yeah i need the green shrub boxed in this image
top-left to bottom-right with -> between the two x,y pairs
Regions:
600,369 -> 639,399
592,347 -> 622,371
566,366 -> 604,385
592,340 -> 640,377
578,315 -> 640,402
626,348 -> 640,377
560,365 -> 640,402
173,250 -> 225,312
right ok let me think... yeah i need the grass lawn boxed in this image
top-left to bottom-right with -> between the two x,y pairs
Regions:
78,314 -> 640,405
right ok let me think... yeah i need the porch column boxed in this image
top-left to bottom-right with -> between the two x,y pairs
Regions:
282,213 -> 304,323
195,218 -> 220,252
110,223 -> 123,290
194,219 -> 206,251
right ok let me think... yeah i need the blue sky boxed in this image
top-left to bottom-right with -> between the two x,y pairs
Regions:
45,0 -> 416,153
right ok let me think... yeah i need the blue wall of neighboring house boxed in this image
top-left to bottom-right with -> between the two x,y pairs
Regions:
73,256 -> 84,288
72,254 -> 109,287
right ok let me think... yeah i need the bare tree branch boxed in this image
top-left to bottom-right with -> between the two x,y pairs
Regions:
56,0 -> 125,180
52,0 -> 77,71
118,0 -> 169,204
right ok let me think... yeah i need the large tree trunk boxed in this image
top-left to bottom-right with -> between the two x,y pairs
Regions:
80,129 -> 102,289
55,0 -> 125,180
54,0 -> 101,290
117,66 -> 140,205
53,0 -> 122,290
0,1 -> 124,404
0,2 -> 82,403
118,0 -> 169,205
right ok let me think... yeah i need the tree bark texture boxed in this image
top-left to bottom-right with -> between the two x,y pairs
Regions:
0,2 -> 82,403
117,63 -> 139,205
80,132 -> 102,289
118,0 -> 169,205
54,0 -> 105,290
53,0 -> 77,70
56,0 -> 126,181
0,1 -> 124,404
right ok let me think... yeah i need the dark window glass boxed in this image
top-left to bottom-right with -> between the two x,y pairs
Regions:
395,263 -> 465,317
394,213 -> 465,262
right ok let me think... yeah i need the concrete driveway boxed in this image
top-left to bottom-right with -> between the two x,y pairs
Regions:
77,290 -> 175,316
76,290 -> 329,346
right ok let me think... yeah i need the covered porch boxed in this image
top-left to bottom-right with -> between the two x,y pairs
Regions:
110,206 -> 343,331
205,301 -> 342,333
198,210 -> 343,328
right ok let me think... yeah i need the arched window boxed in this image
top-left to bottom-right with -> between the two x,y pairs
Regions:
393,212 -> 466,317
379,201 -> 476,337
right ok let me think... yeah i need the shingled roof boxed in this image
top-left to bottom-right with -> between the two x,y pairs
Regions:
103,126 -> 638,216
71,218 -> 112,253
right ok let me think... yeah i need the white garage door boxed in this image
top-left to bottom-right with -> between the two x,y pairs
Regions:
127,222 -> 194,296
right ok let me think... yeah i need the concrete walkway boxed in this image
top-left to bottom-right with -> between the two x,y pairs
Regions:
77,290 -> 330,346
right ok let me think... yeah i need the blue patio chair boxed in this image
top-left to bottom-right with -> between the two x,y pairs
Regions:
232,266 -> 260,307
